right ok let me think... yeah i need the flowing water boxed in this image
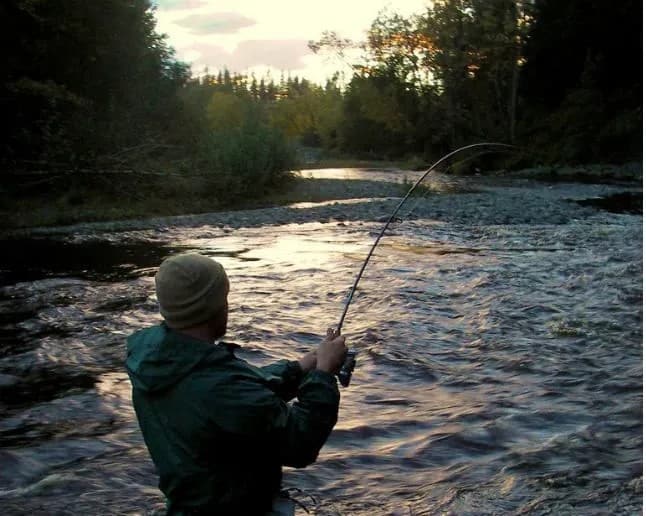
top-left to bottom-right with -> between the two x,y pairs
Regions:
0,171 -> 642,515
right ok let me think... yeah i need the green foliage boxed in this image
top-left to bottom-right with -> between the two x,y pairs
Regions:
191,96 -> 296,199
521,87 -> 605,163
2,0 -> 191,164
519,0 -> 642,163
207,92 -> 249,131
309,1 -> 532,158
310,0 -> 640,166
173,75 -> 300,199
338,74 -> 418,158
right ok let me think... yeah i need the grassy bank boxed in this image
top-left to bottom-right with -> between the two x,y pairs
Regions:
0,173 -> 405,231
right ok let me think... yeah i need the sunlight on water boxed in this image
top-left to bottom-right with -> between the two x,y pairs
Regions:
288,197 -> 396,209
297,168 -> 416,182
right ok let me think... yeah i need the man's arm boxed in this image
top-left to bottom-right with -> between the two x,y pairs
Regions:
257,331 -> 346,467
274,368 -> 340,467
258,351 -> 317,401
207,331 -> 347,468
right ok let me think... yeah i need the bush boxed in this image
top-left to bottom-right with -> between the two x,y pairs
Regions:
193,116 -> 296,200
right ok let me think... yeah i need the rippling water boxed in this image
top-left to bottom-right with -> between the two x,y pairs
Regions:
0,172 -> 641,515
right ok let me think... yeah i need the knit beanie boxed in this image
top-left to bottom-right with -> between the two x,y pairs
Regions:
155,253 -> 229,329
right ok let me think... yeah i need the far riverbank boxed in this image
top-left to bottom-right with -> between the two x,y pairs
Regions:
1,162 -> 640,234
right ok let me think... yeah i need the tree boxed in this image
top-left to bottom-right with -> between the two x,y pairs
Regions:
520,0 -> 642,162
311,1 -> 531,155
1,0 -> 190,164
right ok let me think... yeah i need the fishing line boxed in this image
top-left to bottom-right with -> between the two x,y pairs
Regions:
336,142 -> 517,387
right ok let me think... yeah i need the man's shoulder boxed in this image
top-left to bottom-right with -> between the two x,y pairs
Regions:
126,323 -> 166,349
183,349 -> 269,393
181,354 -> 285,435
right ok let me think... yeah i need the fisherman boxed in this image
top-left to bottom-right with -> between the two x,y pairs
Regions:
125,253 -> 347,515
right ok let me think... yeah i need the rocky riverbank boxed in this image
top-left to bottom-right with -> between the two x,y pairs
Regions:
3,173 -> 641,242
2,162 -> 641,236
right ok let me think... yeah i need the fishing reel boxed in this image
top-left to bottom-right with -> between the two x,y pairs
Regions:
337,348 -> 357,387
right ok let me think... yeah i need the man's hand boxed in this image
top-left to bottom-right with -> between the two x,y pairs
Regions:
298,350 -> 317,373
316,328 -> 347,374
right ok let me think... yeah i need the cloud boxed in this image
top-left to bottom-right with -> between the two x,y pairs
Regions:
154,0 -> 207,9
235,40 -> 311,70
186,44 -> 230,68
190,40 -> 311,71
175,12 -> 256,35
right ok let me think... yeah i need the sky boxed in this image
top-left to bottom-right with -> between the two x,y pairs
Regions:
153,0 -> 429,84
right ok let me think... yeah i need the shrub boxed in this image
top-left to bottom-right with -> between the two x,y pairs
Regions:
193,114 -> 296,200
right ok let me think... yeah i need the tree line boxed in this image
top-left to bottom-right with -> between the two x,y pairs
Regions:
2,0 -> 641,199
309,0 -> 641,164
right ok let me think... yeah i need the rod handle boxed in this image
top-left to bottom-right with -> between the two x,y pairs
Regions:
337,349 -> 357,387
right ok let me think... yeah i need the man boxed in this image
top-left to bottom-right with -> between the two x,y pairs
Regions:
126,253 -> 347,515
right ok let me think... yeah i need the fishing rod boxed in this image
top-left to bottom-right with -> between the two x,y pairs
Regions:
336,142 -> 516,387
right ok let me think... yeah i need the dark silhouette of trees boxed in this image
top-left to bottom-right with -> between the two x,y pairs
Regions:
2,0 -> 190,166
519,0 -> 642,162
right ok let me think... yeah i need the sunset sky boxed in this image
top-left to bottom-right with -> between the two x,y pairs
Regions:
153,0 -> 428,83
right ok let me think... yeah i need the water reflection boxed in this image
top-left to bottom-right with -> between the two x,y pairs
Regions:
297,168 -> 418,182
297,167 -> 469,193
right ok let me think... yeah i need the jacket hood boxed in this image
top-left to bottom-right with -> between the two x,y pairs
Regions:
126,324 -> 219,393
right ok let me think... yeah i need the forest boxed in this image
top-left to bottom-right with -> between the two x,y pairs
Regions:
1,0 -> 642,226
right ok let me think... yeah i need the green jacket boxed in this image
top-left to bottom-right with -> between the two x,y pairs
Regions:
126,324 -> 340,515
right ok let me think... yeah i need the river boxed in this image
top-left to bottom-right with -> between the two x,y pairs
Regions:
0,169 -> 642,515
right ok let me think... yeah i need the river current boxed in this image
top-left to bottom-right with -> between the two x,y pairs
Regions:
0,170 -> 642,515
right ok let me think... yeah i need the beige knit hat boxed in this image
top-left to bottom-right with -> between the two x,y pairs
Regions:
155,253 -> 229,329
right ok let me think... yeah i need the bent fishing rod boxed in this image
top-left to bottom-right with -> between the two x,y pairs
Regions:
336,142 -> 516,387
